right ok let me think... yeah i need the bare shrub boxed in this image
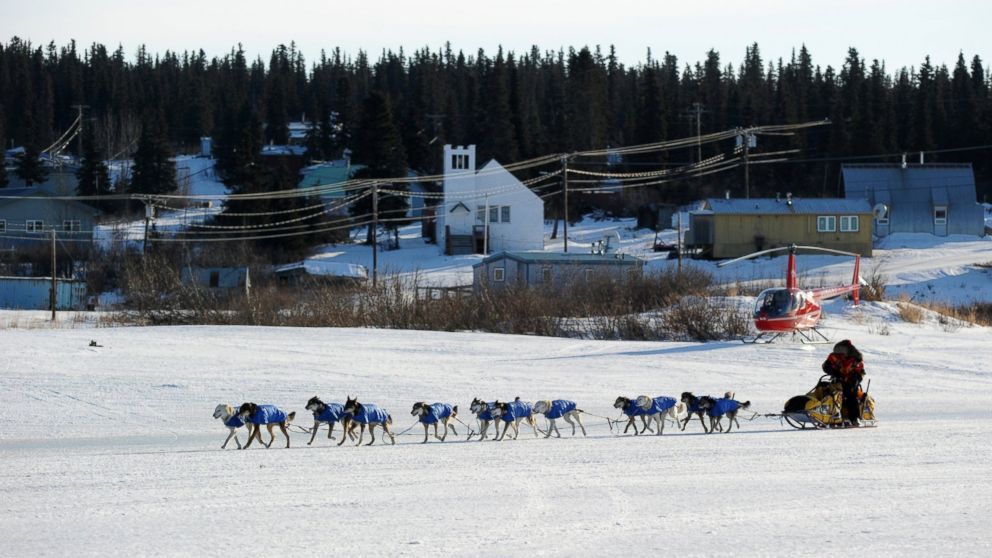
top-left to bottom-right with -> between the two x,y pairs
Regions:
861,264 -> 887,302
897,302 -> 924,324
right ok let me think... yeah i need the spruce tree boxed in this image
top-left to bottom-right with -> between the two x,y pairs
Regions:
349,91 -> 409,243
0,113 -> 8,188
15,145 -> 49,187
76,130 -> 113,209
130,123 -> 176,195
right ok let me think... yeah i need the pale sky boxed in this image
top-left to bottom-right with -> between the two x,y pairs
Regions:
2,0 -> 988,71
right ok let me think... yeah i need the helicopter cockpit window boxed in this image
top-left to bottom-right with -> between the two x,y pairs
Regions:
755,289 -> 800,318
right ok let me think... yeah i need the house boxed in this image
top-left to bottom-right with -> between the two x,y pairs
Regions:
274,257 -> 368,285
0,188 -> 104,250
436,145 -> 544,255
298,158 -> 365,215
473,251 -> 645,291
842,163 -> 985,237
180,267 -> 250,292
0,276 -> 88,310
686,196 -> 873,259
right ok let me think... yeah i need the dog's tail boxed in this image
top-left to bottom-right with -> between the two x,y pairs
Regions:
577,408 -> 585,414
740,401 -> 751,409
452,405 -> 458,417
286,411 -> 296,425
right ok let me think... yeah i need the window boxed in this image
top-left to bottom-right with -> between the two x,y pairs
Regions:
492,267 -> 505,282
0,220 -> 5,233
209,271 -> 220,288
934,206 -> 947,224
501,206 -> 511,223
840,216 -> 859,232
63,220 -> 81,233
451,154 -> 469,170
542,266 -> 552,282
476,206 -> 486,223
816,216 -> 836,232
26,220 -> 44,233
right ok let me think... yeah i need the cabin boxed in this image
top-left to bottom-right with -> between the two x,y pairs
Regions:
0,276 -> 88,310
686,196 -> 873,259
473,251 -> 644,292
436,145 -> 544,255
842,163 -> 985,237
180,267 -> 250,292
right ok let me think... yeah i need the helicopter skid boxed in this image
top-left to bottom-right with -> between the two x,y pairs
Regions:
742,328 -> 832,345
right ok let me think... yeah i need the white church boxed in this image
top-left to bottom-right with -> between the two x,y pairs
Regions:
436,144 -> 545,255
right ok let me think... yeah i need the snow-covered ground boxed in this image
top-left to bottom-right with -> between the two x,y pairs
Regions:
1,304 -> 991,556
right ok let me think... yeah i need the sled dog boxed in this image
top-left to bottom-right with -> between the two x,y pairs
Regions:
340,396 -> 395,446
679,392 -> 715,433
469,398 -> 498,440
493,397 -> 540,441
707,391 -> 751,433
613,396 -> 654,434
213,403 -> 249,449
237,402 -> 296,449
411,402 -> 458,443
532,399 -> 586,438
634,395 -> 686,436
305,396 -> 357,445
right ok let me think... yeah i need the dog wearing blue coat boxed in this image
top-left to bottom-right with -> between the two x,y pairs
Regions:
492,397 -> 540,441
340,396 -> 395,446
634,395 -> 687,436
532,399 -> 586,438
411,402 -> 458,443
707,391 -> 751,433
613,396 -> 654,434
237,402 -> 296,449
213,403 -> 249,449
469,398 -> 499,440
305,396 -> 357,445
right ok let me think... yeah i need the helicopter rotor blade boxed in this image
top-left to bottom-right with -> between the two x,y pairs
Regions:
790,245 -> 862,258
716,246 -> 793,267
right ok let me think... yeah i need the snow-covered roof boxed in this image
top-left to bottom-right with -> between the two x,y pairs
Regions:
704,197 -> 872,215
474,251 -> 644,267
274,258 -> 368,279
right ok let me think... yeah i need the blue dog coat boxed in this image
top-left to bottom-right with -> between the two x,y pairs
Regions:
352,403 -> 390,424
224,414 -> 245,428
501,400 -> 533,421
622,400 -> 648,417
685,398 -> 704,414
418,403 -> 453,424
546,400 -> 577,419
476,402 -> 497,421
316,403 -> 346,423
645,396 -> 676,415
708,398 -> 741,417
248,404 -> 287,425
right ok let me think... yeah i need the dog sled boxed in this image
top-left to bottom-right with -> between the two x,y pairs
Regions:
780,376 -> 876,429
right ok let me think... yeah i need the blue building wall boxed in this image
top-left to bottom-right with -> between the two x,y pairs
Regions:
0,277 -> 88,310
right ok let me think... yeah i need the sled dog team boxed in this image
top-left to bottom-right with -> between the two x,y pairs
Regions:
213,392 -> 750,449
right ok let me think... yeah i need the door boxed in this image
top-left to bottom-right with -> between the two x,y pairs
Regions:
934,206 -> 947,237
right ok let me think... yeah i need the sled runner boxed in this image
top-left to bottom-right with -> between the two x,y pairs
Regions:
781,375 -> 876,429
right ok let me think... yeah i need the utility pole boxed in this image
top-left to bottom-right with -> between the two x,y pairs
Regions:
483,193 -> 490,255
72,104 -> 89,163
50,228 -> 57,321
143,198 -> 151,254
680,102 -> 706,164
677,211 -> 683,275
371,181 -> 379,287
562,155 -> 570,253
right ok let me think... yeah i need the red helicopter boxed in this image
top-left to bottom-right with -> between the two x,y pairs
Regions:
718,244 -> 866,343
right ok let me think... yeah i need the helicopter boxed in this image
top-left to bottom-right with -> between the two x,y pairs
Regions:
717,244 -> 867,343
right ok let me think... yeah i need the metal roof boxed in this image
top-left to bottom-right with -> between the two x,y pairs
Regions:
841,164 -> 977,205
704,197 -> 872,215
474,251 -> 645,267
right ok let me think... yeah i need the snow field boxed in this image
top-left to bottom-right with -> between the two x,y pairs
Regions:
2,307 -> 991,556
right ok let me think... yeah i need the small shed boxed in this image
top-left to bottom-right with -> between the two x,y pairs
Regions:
473,251 -> 645,292
0,276 -> 87,310
180,267 -> 250,291
686,197 -> 873,259
842,163 -> 985,237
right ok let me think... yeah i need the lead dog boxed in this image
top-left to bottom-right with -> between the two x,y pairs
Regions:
411,402 -> 458,443
492,397 -> 540,441
340,396 -> 395,446
213,403 -> 249,449
305,396 -> 357,445
237,402 -> 296,449
532,399 -> 586,438
707,391 -> 751,433
634,395 -> 687,436
679,392 -> 715,433
469,398 -> 498,440
613,396 -> 654,435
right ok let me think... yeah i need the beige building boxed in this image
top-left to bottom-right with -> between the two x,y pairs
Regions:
687,197 -> 873,259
